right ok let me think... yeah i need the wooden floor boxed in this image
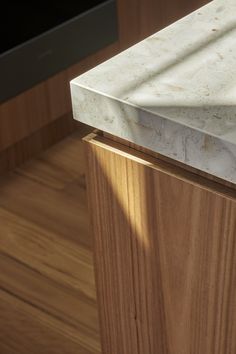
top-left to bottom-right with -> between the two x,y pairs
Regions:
0,125 -> 101,354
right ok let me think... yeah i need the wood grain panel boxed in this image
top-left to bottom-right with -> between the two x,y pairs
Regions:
119,0 -> 210,44
0,112 -> 77,175
160,0 -> 210,28
138,0 -> 164,39
85,134 -> 236,354
117,0 -> 140,49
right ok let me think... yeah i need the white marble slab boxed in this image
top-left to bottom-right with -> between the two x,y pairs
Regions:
70,0 -> 236,184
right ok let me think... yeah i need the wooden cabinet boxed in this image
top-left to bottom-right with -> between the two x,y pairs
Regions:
84,133 -> 236,354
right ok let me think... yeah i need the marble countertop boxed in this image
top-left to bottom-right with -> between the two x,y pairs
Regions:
70,0 -> 236,184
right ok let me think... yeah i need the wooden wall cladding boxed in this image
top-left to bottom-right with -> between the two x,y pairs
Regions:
0,42 -> 119,153
0,113 -> 77,175
118,0 -> 210,47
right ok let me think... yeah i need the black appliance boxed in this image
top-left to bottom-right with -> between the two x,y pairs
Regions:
0,1 -> 118,102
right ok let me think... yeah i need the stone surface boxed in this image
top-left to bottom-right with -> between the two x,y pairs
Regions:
71,0 -> 236,184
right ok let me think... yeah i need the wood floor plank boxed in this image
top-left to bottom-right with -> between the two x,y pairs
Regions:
0,207 -> 96,300
14,128 -> 91,192
0,172 -> 90,248
0,288 -> 100,354
0,252 -> 99,333
0,126 -> 100,353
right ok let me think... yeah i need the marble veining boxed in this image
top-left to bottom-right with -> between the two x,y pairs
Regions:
71,0 -> 236,184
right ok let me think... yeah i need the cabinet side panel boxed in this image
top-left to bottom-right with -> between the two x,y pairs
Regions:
84,136 -> 236,354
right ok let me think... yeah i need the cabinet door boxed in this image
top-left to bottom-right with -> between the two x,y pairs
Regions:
84,134 -> 236,354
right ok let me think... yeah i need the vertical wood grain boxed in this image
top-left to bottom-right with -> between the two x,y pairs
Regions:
0,113 -> 78,175
159,0 -> 210,28
118,0 -> 210,44
85,134 -> 236,354
117,0 -> 140,49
